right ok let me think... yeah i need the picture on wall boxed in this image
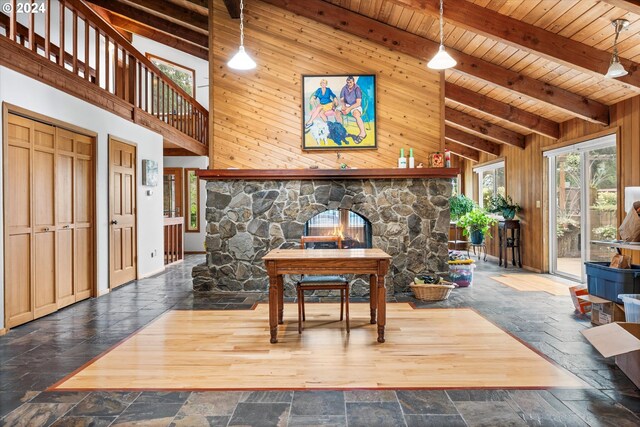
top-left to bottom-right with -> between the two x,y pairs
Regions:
142,159 -> 159,186
302,74 -> 376,150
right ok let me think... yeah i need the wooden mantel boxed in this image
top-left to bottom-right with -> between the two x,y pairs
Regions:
196,168 -> 460,181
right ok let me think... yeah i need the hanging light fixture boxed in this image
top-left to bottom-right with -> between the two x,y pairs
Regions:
227,0 -> 256,70
605,18 -> 629,79
427,0 -> 456,70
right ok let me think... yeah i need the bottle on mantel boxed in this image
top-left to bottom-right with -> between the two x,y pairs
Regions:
409,148 -> 415,168
398,148 -> 407,168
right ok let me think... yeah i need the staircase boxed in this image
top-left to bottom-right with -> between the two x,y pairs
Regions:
0,0 -> 208,155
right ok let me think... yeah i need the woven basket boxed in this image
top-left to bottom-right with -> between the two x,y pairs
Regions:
410,282 -> 456,301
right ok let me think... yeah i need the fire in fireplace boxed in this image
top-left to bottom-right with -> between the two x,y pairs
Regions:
304,209 -> 372,249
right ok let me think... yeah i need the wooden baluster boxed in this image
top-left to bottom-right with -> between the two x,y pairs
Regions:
58,2 -> 65,66
72,10 -> 77,73
94,26 -> 100,86
144,68 -> 148,112
128,54 -> 136,104
162,81 -> 166,122
84,17 -> 89,80
28,0 -> 35,51
137,61 -> 142,108
44,0 -> 51,58
8,0 -> 16,41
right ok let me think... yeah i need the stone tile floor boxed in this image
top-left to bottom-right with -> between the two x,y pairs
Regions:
0,255 -> 639,426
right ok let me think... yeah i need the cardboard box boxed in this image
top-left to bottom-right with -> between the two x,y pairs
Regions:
582,322 -> 640,389
577,294 -> 625,325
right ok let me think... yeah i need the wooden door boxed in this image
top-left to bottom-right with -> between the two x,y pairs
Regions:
32,122 -> 58,318
109,138 -> 137,288
56,129 -> 75,308
75,133 -> 94,300
5,115 -> 34,328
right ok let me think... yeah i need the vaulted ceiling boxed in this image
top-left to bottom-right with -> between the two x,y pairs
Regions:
85,0 -> 640,160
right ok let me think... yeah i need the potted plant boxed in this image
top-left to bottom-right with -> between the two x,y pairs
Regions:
487,194 -> 522,220
449,194 -> 475,222
457,208 -> 498,244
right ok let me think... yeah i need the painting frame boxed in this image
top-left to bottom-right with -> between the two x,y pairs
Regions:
302,74 -> 377,150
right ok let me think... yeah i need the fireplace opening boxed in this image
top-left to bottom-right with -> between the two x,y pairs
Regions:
304,209 -> 372,249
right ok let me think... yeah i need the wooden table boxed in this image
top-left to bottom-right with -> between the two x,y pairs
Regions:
262,248 -> 392,344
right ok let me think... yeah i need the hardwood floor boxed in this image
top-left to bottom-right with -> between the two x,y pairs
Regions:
490,274 -> 572,296
54,303 -> 583,390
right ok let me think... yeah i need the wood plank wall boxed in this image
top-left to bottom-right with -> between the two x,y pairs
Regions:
475,94 -> 640,271
209,0 -> 442,169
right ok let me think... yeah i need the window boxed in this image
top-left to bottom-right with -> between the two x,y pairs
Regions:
184,168 -> 200,232
146,53 -> 195,116
474,161 -> 505,208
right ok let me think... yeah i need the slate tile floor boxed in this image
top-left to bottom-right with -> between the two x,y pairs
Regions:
1,255 -> 639,426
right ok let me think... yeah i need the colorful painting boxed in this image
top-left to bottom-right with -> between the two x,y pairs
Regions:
302,75 -> 376,150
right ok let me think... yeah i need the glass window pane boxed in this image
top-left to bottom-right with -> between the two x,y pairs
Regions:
185,169 -> 200,232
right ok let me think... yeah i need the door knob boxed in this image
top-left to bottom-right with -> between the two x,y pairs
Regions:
63,225 -> 70,229
111,220 -> 118,225
43,227 -> 50,232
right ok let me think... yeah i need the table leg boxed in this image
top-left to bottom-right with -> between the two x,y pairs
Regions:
277,275 -> 284,325
369,274 -> 377,324
268,273 -> 279,344
376,274 -> 386,343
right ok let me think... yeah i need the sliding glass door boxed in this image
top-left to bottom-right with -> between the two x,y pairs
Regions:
547,136 -> 617,281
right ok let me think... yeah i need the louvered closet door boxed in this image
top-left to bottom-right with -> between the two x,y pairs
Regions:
5,115 -> 34,328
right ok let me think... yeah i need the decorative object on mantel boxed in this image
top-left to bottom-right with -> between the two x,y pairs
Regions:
227,0 -> 256,70
605,19 -> 629,79
444,149 -> 451,168
427,0 -> 456,70
142,159 -> 158,186
409,148 -> 415,168
430,152 -> 444,168
302,75 -> 377,150
398,148 -> 407,168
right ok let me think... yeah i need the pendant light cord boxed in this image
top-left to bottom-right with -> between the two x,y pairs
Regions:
439,0 -> 444,46
240,0 -> 245,47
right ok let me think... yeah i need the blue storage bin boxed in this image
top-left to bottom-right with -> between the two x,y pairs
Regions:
585,262 -> 640,304
618,294 -> 640,323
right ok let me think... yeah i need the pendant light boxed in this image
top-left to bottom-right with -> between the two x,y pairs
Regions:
605,19 -> 629,79
227,0 -> 256,70
427,0 -> 456,70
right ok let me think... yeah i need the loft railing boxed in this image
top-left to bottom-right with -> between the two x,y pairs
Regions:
0,0 -> 208,148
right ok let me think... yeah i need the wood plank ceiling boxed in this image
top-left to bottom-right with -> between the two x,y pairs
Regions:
85,0 -> 640,161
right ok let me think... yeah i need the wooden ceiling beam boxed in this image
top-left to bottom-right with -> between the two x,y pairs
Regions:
602,1 -> 640,17
445,125 -> 501,156
445,82 -> 559,139
123,0 -> 208,30
260,0 -> 609,125
387,0 -> 640,89
184,0 -> 208,8
86,0 -> 208,47
104,11 -> 208,60
222,0 -> 241,19
445,107 -> 525,149
445,139 -> 480,162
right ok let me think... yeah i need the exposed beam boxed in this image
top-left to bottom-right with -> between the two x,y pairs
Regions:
86,0 -> 208,47
445,107 -> 525,149
603,1 -> 640,16
445,139 -> 480,162
124,0 -> 208,30
184,0 -> 208,8
102,11 -> 208,60
445,82 -> 559,139
223,0 -> 241,18
260,0 -> 609,125
445,125 -> 501,156
387,0 -> 640,89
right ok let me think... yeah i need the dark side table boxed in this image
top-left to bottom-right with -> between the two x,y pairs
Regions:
498,220 -> 522,268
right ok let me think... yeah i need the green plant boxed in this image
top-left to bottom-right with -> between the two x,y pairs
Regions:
449,194 -> 475,222
457,208 -> 498,238
487,194 -> 522,219
593,225 -> 617,240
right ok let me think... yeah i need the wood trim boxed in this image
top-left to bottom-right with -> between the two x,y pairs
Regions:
138,266 -> 165,279
260,0 -> 610,125
3,103 -> 98,138
0,327 -> 7,336
184,168 -> 201,233
196,168 -> 461,180
540,128 -> 617,153
163,167 -> 184,217
118,0 -> 208,30
145,53 -> 197,99
444,139 -> 480,162
604,0 -> 640,15
222,0 -> 240,18
445,126 -> 501,156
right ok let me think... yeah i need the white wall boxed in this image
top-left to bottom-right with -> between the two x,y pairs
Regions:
0,66 -> 165,330
163,156 -> 208,252
131,35 -> 209,109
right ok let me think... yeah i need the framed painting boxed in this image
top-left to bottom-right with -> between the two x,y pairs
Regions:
302,74 -> 376,150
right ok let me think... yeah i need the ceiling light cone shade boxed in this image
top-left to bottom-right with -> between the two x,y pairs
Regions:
427,45 -> 456,70
227,46 -> 256,70
606,59 -> 628,78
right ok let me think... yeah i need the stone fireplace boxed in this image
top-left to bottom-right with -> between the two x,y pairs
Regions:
192,169 -> 455,296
